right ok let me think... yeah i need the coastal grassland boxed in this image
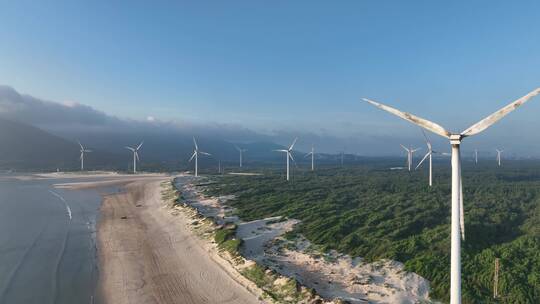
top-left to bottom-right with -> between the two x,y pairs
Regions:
214,224 -> 243,258
240,263 -> 315,303
203,161 -> 540,303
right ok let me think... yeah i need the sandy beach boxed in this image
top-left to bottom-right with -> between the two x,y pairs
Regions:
84,176 -> 261,304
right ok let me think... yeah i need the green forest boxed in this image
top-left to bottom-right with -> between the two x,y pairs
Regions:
204,160 -> 540,303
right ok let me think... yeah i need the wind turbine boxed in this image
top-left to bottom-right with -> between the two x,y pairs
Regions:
274,137 -> 297,181
305,144 -> 315,171
189,137 -> 211,177
474,149 -> 478,164
78,141 -> 92,171
363,87 -> 540,304
401,145 -> 421,171
235,145 -> 247,167
125,141 -> 143,173
416,130 -> 450,186
496,149 -> 504,167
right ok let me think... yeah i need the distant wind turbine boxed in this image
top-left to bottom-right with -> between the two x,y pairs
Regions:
274,137 -> 297,181
305,144 -> 315,171
363,87 -> 540,304
401,144 -> 421,171
496,149 -> 504,167
474,149 -> 478,164
189,137 -> 211,177
78,141 -> 92,171
235,145 -> 247,167
125,141 -> 143,173
416,130 -> 450,186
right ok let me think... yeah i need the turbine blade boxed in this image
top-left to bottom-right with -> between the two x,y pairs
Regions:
78,141 -> 84,150
289,152 -> 297,165
461,88 -> 540,137
137,141 -> 144,150
363,98 -> 451,139
200,151 -> 211,156
125,146 -> 135,152
274,149 -> 288,153
193,137 -> 198,150
415,152 -> 431,170
135,152 -> 139,161
85,149 -> 92,153
188,151 -> 196,162
421,129 -> 432,150
289,137 -> 298,150
400,144 -> 409,152
421,129 -> 429,143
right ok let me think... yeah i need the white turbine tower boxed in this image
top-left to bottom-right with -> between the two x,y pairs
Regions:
416,130 -> 450,186
363,87 -> 540,304
78,141 -> 92,171
235,145 -> 247,167
305,144 -> 315,171
125,141 -> 143,173
189,137 -> 211,177
496,149 -> 504,167
474,149 -> 478,164
274,137 -> 297,181
401,145 -> 421,171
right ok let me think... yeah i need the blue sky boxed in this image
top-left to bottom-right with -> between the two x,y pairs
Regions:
1,1 -> 540,154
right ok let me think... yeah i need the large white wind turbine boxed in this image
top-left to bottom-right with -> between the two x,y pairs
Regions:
189,137 -> 211,177
363,87 -> 540,304
125,141 -> 143,173
416,130 -> 450,186
78,141 -> 92,171
496,149 -> 504,167
274,137 -> 297,181
305,144 -> 315,171
400,145 -> 421,171
235,145 -> 247,167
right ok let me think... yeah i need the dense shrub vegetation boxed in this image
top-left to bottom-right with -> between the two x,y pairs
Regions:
205,160 -> 540,303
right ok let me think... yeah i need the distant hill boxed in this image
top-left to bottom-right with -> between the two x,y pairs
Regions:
0,118 -> 122,171
51,130 -> 291,167
0,117 -> 368,171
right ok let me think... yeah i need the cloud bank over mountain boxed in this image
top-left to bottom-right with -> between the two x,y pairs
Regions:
1,85 -> 386,155
0,85 -> 274,143
2,84 -> 535,158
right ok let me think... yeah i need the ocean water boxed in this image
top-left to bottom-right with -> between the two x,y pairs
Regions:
0,175 -> 118,304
